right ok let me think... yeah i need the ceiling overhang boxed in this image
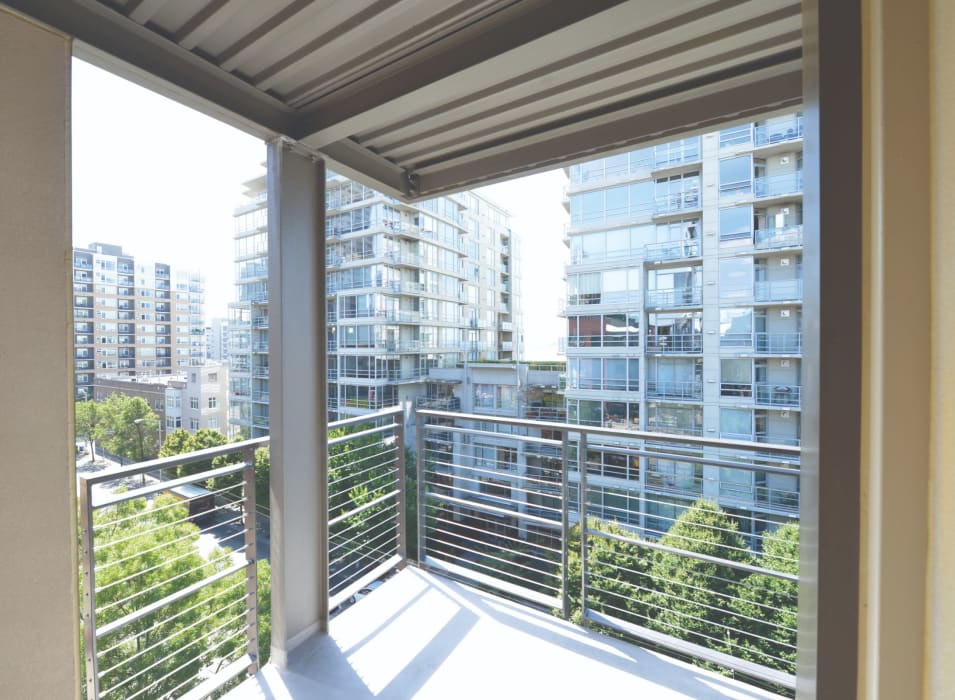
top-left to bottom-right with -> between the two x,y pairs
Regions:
4,0 -> 802,200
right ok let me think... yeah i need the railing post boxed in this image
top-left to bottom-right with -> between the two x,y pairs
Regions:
79,477 -> 100,700
560,431 -> 571,620
578,429 -> 589,622
395,416 -> 408,563
415,410 -> 426,565
242,446 -> 260,675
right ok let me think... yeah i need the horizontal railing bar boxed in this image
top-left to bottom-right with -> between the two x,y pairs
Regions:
328,406 -> 403,431
328,489 -> 399,527
96,561 -> 246,639
80,438 -> 267,487
92,463 -> 247,508
328,422 -> 399,447
585,609 -> 796,690
417,409 -> 800,456
422,556 -> 560,610
425,491 -> 562,528
424,424 -> 562,448
178,654 -> 254,700
586,526 -> 798,582
328,555 -> 402,611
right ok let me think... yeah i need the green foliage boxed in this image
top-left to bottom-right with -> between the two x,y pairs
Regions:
566,519 -> 651,626
75,400 -> 103,461
646,500 -> 752,654
89,495 -> 218,698
159,427 -> 237,487
96,394 -> 161,462
729,522 -> 800,671
254,446 -> 270,515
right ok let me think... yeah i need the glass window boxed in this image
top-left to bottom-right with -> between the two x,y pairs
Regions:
605,186 -> 628,220
629,181 -> 654,217
720,408 -> 753,439
720,205 -> 754,241
719,257 -> 754,301
720,308 -> 753,347
720,155 -> 753,196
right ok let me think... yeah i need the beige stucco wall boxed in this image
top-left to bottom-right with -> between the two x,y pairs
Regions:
0,8 -> 78,698
926,1 -> 955,697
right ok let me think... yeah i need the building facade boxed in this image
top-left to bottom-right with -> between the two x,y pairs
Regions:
229,173 -> 521,437
562,114 -> 804,539
205,317 -> 229,361
72,242 -> 205,400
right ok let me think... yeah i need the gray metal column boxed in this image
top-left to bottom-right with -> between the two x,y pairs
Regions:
266,140 -> 329,666
800,2 -> 862,698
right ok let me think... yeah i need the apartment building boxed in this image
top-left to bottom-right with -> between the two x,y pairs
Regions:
229,173 -> 521,437
205,317 -> 229,361
72,242 -> 206,400
562,115 -> 804,540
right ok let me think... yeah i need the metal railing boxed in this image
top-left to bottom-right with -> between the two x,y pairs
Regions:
645,333 -> 703,353
327,408 -> 406,610
79,438 -> 266,700
415,409 -> 800,690
755,383 -> 801,408
754,226 -> 803,250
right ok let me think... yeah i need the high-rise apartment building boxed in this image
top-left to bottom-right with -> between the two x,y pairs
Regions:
562,114 -> 803,539
205,317 -> 229,361
229,173 -> 520,438
72,242 -> 205,400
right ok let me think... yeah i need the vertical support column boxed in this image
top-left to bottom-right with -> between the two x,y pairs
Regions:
560,431 -> 571,620
800,2 -> 862,698
416,411 -> 427,565
267,141 -> 328,666
577,431 -> 589,621
242,447 -> 259,674
0,9 -> 78,698
395,419 -> 408,563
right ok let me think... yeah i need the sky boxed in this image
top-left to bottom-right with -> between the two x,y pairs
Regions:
72,58 -> 568,360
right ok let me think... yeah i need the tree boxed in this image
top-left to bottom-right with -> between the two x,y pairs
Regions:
566,518 -> 651,626
646,500 -> 752,655
728,522 -> 799,673
159,428 -> 191,458
254,446 -> 270,516
98,394 -> 160,462
88,495 -> 222,698
75,400 -> 104,461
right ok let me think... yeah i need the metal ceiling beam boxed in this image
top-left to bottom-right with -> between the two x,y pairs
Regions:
1,0 -> 296,139
291,0 -> 630,146
316,139 -> 410,201
411,68 -> 802,198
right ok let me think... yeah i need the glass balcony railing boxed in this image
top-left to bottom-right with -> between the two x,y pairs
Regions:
754,116 -> 804,147
645,287 -> 703,308
645,379 -> 703,400
754,279 -> 803,302
645,333 -> 703,353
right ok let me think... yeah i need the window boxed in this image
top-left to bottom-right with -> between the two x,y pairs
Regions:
208,417 -> 218,430
190,418 -> 199,431
720,205 -> 754,242
207,372 -> 217,382
720,155 -> 753,196
207,396 -> 217,409
190,396 -> 199,410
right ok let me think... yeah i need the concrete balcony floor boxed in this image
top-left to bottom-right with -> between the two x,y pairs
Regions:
228,567 -> 784,700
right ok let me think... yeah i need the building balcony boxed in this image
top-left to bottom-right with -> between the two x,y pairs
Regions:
754,172 -> 803,199
755,383 -> 801,408
720,332 -> 802,354
77,407 -> 799,700
645,287 -> 703,308
754,116 -> 804,147
754,279 -> 803,303
653,191 -> 701,216
646,333 -> 703,354
754,226 -> 804,251
645,379 -> 704,401
644,238 -> 702,262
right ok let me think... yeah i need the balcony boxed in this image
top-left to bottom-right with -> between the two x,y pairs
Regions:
646,333 -> 703,354
645,379 -> 703,401
644,238 -> 702,262
76,407 -> 800,700
754,226 -> 803,250
754,279 -> 803,303
654,190 -> 701,215
754,116 -> 804,147
755,383 -> 801,408
754,172 -> 803,199
646,287 -> 703,308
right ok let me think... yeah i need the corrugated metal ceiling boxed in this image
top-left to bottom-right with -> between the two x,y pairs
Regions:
5,0 -> 802,199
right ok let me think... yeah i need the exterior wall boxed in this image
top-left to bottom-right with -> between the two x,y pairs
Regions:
72,242 -> 205,400
184,362 -> 228,433
0,10 -> 78,696
563,119 -> 803,536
